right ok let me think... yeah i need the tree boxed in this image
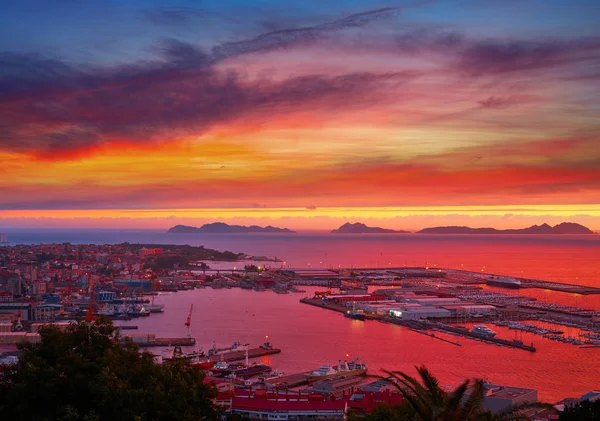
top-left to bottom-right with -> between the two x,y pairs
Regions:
0,318 -> 217,421
367,366 -> 554,421
559,399 -> 600,421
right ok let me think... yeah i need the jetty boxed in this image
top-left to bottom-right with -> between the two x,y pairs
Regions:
208,346 -> 281,362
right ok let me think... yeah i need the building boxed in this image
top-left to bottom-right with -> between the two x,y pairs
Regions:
389,307 -> 452,320
0,290 -> 14,302
482,383 -> 538,413
0,233 -> 7,244
32,303 -> 64,321
0,303 -> 31,321
347,389 -> 405,415
327,294 -> 386,304
231,389 -> 347,420
312,376 -> 363,400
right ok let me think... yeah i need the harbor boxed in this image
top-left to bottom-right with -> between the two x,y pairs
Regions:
1,240 -> 600,403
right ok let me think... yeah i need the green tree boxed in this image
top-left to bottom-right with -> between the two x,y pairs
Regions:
367,366 -> 554,421
559,399 -> 600,421
0,318 -> 217,421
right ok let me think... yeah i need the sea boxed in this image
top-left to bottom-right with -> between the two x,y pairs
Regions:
2,229 -> 600,402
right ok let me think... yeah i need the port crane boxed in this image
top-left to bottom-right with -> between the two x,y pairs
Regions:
185,304 -> 193,338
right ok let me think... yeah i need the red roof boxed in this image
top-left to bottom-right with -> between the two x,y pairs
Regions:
232,396 -> 346,412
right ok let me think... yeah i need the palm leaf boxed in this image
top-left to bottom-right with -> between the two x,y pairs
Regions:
459,379 -> 487,421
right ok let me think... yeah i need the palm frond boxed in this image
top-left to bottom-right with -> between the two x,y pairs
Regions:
460,379 -> 487,421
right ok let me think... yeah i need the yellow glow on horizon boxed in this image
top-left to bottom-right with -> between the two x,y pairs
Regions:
2,204 -> 599,220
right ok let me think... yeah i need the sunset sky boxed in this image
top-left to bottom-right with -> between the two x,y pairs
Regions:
1,0 -> 599,231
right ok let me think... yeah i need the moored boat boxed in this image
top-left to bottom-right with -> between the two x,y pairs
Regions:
305,358 -> 367,384
472,325 -> 497,338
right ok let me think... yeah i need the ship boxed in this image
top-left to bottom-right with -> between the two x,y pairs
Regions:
472,325 -> 497,338
162,346 -> 214,369
487,276 -> 521,289
207,341 -> 249,356
230,363 -> 272,378
210,361 -> 271,378
305,358 -> 367,384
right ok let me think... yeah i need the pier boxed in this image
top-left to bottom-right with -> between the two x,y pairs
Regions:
208,346 -> 281,362
301,299 -> 537,352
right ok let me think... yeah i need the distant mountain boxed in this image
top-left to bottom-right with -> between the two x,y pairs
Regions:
331,222 -> 408,234
167,223 -> 295,234
417,222 -> 594,235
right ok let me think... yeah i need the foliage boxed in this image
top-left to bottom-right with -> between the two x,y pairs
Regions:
559,399 -> 600,421
244,265 -> 260,272
0,318 -> 217,421
151,255 -> 190,270
365,366 -> 554,421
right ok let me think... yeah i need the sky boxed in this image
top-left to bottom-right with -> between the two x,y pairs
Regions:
1,0 -> 600,231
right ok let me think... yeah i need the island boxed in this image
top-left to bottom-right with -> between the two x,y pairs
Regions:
167,222 -> 295,234
417,222 -> 594,235
331,222 -> 409,234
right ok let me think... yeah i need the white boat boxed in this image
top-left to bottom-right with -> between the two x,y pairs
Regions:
472,325 -> 497,338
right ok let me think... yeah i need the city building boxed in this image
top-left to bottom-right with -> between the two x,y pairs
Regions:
230,389 -> 347,420
311,376 -> 363,400
482,383 -> 538,413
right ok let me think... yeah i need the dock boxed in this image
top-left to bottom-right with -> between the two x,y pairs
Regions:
122,335 -> 196,347
208,346 -> 281,362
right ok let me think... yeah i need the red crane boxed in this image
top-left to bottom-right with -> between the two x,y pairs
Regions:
185,304 -> 193,338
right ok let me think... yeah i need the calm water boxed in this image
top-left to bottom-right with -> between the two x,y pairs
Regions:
3,229 -> 600,400
122,287 -> 598,403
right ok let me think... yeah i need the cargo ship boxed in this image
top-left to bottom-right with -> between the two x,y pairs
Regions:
208,341 -> 249,356
487,277 -> 521,289
305,358 -> 367,384
210,361 -> 271,378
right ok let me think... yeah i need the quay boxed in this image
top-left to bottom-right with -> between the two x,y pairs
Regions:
208,346 -> 281,362
300,297 -> 347,313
